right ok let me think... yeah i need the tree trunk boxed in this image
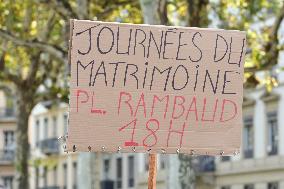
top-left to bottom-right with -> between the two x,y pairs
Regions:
15,89 -> 33,189
187,0 -> 209,27
139,0 -> 169,25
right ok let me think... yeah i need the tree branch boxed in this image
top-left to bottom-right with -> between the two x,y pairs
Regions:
97,0 -> 138,19
0,83 -> 14,96
0,29 -> 67,62
26,52 -> 42,84
258,4 -> 284,70
245,4 -> 284,73
40,11 -> 57,41
187,0 -> 209,27
76,0 -> 89,19
270,4 -> 284,43
0,51 -> 5,71
1,70 -> 21,86
158,0 -> 168,25
40,0 -> 78,19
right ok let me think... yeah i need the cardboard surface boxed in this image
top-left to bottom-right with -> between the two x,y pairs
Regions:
67,19 -> 246,155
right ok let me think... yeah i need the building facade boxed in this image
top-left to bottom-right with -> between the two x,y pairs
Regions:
29,102 -> 78,189
98,153 -> 171,189
28,100 -> 176,189
213,40 -> 284,189
0,90 -> 16,189
26,46 -> 284,189
215,84 -> 284,189
27,86 -> 284,189
27,87 -> 284,189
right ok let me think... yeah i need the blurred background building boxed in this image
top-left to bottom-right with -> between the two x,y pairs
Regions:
0,1 -> 284,189
0,91 -> 16,189
213,48 -> 284,189
0,24 -> 283,189
28,102 -> 78,189
25,67 -> 284,189
0,78 -> 284,188
0,52 -> 281,189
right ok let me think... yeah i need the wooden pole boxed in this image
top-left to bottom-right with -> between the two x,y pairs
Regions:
148,153 -> 157,189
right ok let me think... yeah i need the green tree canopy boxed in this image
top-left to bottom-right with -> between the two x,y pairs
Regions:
0,1 -> 283,189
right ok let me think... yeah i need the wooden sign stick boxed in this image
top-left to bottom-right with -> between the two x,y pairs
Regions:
148,154 -> 157,189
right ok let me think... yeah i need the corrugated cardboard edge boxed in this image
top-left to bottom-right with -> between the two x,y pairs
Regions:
68,19 -> 74,68
65,20 -> 244,156
71,19 -> 246,35
65,19 -> 74,151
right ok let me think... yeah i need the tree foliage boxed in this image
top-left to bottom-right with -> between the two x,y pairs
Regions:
139,1 -> 283,189
0,0 -> 283,189
165,0 -> 284,89
0,1 -> 141,189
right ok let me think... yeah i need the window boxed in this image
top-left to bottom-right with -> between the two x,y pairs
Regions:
63,163 -> 67,189
73,162 -> 77,189
104,159 -> 110,179
244,184 -> 254,189
35,168 -> 39,189
4,131 -> 14,148
5,95 -> 14,117
221,186 -> 230,189
221,156 -> 230,162
35,120 -> 40,147
3,176 -> 13,189
128,156 -> 134,187
116,158 -> 122,189
144,154 -> 149,171
52,116 -> 57,137
3,131 -> 14,160
44,118 -> 49,139
64,114 -> 68,134
243,117 -> 254,158
43,166 -> 48,187
53,166 -> 57,186
268,182 -> 278,189
267,112 -> 278,156
160,154 -> 167,169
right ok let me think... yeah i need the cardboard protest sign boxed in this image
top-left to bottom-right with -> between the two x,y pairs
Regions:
66,19 -> 246,155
